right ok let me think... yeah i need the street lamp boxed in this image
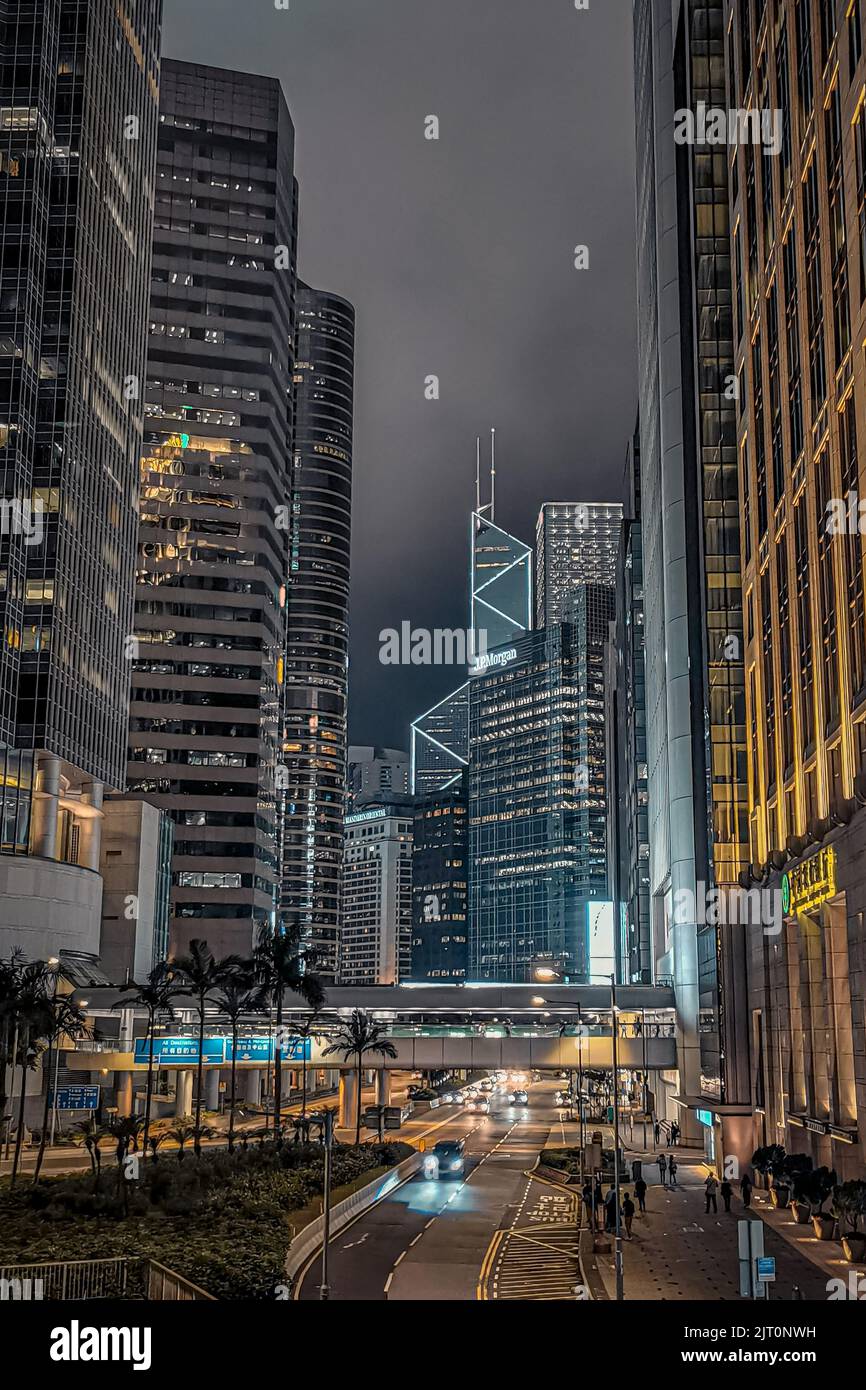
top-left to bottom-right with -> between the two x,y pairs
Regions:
318,1107 -> 335,1300
610,975 -> 624,1302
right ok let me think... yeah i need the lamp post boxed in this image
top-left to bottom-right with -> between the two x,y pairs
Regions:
642,1003 -> 648,1152
611,975 -> 624,1302
319,1107 -> 335,1300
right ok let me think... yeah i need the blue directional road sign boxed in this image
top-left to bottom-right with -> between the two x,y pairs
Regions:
756,1256 -> 776,1282
50,1085 -> 100,1111
134,1037 -> 226,1065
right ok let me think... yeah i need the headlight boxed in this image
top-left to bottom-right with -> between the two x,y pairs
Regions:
451,1159 -> 462,1170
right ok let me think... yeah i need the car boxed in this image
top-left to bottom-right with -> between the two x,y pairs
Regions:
465,1086 -> 478,1098
510,1089 -> 529,1106
431,1138 -> 466,1176
479,1079 -> 493,1092
468,1095 -> 490,1114
555,1089 -> 573,1106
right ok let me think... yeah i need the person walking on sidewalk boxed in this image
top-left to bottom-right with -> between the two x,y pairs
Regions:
593,1177 -> 604,1229
604,1185 -> 619,1233
740,1172 -> 753,1208
670,1122 -> 680,1146
657,1152 -> 667,1186
668,1156 -> 678,1187
720,1178 -> 733,1213
622,1192 -> 635,1238
704,1173 -> 718,1214
654,1119 -> 661,1144
634,1176 -> 647,1212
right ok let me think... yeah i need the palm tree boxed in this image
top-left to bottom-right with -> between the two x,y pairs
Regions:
210,962 -> 266,1151
32,991 -> 91,1184
0,949 -> 26,1150
291,1009 -> 327,1120
164,1119 -> 211,1161
9,960 -> 53,1188
111,963 -> 180,1154
254,921 -> 325,1137
323,1010 -> 397,1144
172,940 -> 243,1154
70,1117 -> 108,1188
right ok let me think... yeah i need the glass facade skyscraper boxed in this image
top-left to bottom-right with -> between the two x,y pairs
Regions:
468,625 -> 590,982
126,60 -> 297,959
471,512 -> 532,653
535,501 -> 623,626
410,776 -> 468,982
281,282 -> 355,981
0,0 -> 161,958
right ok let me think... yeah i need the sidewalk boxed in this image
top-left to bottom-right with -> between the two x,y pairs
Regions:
588,1147 -> 839,1301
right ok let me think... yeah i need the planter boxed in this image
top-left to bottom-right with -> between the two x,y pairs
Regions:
792,1201 -> 812,1225
841,1234 -> 866,1264
812,1213 -> 835,1241
770,1185 -> 790,1210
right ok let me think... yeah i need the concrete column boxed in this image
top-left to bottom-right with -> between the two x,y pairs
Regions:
375,1069 -> 392,1106
204,1069 -> 220,1112
115,1070 -> 133,1117
77,780 -> 104,872
30,754 -> 61,859
244,1068 -> 261,1105
174,1069 -> 193,1118
338,1070 -> 359,1129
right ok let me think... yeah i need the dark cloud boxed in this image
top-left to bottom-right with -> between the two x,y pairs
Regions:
163,0 -> 637,750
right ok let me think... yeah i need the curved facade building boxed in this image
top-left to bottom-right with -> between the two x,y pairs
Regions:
281,282 -> 355,979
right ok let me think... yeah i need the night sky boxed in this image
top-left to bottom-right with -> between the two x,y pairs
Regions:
163,0 -> 637,752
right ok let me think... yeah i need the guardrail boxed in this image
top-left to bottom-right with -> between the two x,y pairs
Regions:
0,1257 -> 214,1301
286,1150 -> 423,1289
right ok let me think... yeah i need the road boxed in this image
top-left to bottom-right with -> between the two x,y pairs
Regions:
296,1077 -> 572,1301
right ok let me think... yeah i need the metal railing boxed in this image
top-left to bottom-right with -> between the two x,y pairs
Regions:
0,1257 -> 214,1301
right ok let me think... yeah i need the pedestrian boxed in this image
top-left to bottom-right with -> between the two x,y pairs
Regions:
670,1122 -> 680,1146
593,1178 -> 604,1229
657,1151 -> 667,1186
654,1119 -> 661,1144
582,1179 -> 593,1226
668,1156 -> 678,1187
740,1172 -> 753,1208
634,1176 -> 647,1212
704,1173 -> 718,1214
622,1192 -> 635,1238
720,1178 -> 733,1213
604,1185 -> 618,1233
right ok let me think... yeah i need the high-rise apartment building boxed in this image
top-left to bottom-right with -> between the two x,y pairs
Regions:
347,745 -> 409,813
730,0 -> 866,1179
0,0 -> 161,960
410,776 -> 468,981
341,802 -> 414,985
281,282 -> 355,979
633,0 -> 750,1154
535,502 -> 623,626
126,60 -> 297,959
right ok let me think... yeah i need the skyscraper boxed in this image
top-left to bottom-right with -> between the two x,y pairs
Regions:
341,802 -> 414,986
730,0 -> 866,1179
126,60 -> 297,959
410,775 -> 468,981
468,625 -> 591,981
281,282 -> 355,980
347,745 -> 409,813
410,683 -> 470,796
0,0 -> 161,960
535,501 -> 623,626
633,0 -> 749,1152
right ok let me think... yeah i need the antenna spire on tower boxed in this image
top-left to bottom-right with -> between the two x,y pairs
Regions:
490,427 -> 496,523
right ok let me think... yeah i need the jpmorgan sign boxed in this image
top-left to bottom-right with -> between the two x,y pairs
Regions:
469,647 -> 517,675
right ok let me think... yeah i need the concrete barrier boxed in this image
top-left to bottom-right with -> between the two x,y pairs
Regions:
286,1151 -> 423,1288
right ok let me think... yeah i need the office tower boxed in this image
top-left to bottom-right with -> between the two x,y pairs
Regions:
410,776 -> 468,981
0,0 -> 161,961
410,487 -> 532,796
126,61 -> 297,959
347,745 -> 409,813
340,802 -> 414,985
535,502 -> 623,626
468,625 -> 597,982
730,0 -> 866,1179
610,426 -> 651,982
410,683 -> 470,796
281,282 -> 355,980
633,0 -> 749,1152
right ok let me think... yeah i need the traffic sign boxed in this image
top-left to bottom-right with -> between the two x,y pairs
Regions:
50,1084 -> 100,1111
756,1256 -> 776,1282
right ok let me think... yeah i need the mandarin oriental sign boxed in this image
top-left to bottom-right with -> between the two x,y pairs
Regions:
781,846 -> 837,917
